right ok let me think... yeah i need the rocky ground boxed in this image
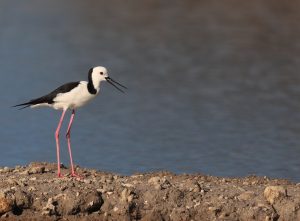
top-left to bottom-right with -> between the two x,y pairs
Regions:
0,162 -> 299,221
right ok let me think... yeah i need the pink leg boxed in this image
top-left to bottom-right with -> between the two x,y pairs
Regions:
55,109 -> 67,178
66,110 -> 81,178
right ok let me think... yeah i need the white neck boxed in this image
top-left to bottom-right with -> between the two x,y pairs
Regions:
87,73 -> 102,94
92,79 -> 101,91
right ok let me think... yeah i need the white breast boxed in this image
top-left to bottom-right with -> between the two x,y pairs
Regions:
53,81 -> 98,110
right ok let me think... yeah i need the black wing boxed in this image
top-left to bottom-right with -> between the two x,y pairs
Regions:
13,81 -> 80,109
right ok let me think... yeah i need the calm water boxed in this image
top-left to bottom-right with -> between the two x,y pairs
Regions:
1,1 -> 300,181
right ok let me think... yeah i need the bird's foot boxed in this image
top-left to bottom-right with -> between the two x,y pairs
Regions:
71,172 -> 83,179
57,173 -> 64,178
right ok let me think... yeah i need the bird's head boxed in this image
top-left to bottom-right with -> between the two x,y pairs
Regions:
90,66 -> 108,82
89,66 -> 127,93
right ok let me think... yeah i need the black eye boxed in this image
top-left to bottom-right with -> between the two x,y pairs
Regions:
100,72 -> 103,75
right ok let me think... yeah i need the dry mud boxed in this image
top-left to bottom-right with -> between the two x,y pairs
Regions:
0,162 -> 299,221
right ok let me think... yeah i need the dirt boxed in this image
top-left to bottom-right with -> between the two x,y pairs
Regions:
0,162 -> 299,221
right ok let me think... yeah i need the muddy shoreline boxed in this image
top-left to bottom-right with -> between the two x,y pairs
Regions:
0,162 -> 299,221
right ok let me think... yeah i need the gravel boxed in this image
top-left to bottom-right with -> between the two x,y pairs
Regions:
0,162 -> 299,220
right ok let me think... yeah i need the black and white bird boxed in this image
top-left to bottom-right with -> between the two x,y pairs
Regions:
14,66 -> 127,177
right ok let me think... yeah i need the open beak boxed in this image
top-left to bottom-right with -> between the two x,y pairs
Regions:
105,77 -> 127,93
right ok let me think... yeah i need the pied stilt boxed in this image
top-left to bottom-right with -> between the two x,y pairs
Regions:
14,66 -> 127,177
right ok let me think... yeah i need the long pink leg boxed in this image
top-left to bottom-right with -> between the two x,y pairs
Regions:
55,109 -> 67,177
66,110 -> 80,177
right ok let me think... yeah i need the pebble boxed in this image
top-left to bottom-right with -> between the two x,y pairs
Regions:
121,188 -> 133,202
7,179 -> 17,185
0,194 -> 12,214
20,170 -> 29,175
127,195 -> 134,203
194,201 -> 201,208
221,178 -> 227,183
132,180 -> 139,185
84,179 -> 92,184
121,189 -> 127,202
122,183 -> 134,188
154,184 -> 161,190
208,206 -> 218,212
1,212 -> 9,218
131,174 -> 143,178
242,181 -> 249,186
237,187 -> 245,191
148,176 -> 161,185
251,181 -> 258,185
42,198 -> 56,216
28,186 -> 36,192
54,193 -> 65,200
113,207 -> 119,212
238,191 -> 255,201
264,186 -> 287,205
60,186 -> 68,191
14,189 -> 32,209
28,166 -> 45,175
3,167 -> 12,173
148,176 -> 171,190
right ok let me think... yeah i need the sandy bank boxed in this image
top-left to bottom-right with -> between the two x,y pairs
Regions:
0,162 -> 299,221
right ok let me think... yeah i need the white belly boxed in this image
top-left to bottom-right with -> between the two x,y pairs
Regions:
53,81 -> 97,110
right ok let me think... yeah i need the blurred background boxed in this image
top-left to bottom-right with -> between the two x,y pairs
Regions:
1,0 -> 300,181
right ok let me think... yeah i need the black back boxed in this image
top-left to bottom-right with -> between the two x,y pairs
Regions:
14,81 -> 80,108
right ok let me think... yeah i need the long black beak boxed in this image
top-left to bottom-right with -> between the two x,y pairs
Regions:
105,76 -> 127,93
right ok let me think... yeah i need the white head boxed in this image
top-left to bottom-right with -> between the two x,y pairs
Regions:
88,66 -> 127,93
89,66 -> 108,84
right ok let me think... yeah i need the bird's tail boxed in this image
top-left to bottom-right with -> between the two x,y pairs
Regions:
12,102 -> 31,110
13,95 -> 50,110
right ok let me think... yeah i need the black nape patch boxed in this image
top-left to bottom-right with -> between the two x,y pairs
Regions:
87,67 -> 97,94
88,67 -> 93,75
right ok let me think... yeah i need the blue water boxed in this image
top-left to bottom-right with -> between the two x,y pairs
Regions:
1,1 -> 300,181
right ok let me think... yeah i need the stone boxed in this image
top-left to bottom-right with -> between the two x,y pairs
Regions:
264,186 -> 287,205
148,176 -> 160,185
20,170 -> 29,175
208,206 -> 221,215
148,176 -> 171,190
0,193 -> 13,215
84,179 -> 92,184
14,190 -> 32,209
121,188 -> 129,202
122,183 -> 134,188
28,166 -> 45,175
7,179 -> 17,185
127,195 -> 134,203
238,191 -> 255,201
154,184 -> 161,190
3,167 -> 12,173
59,190 -> 103,215
42,198 -> 57,216
82,191 -> 103,213
28,186 -> 36,192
